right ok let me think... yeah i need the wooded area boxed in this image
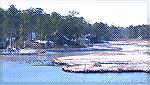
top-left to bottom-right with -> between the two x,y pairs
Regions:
0,5 -> 149,43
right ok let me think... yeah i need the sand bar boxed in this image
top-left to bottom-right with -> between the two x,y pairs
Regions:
53,52 -> 150,73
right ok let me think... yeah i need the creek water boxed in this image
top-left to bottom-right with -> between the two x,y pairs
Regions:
1,43 -> 150,85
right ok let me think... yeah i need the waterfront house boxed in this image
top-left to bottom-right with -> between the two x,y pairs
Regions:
28,32 -> 37,42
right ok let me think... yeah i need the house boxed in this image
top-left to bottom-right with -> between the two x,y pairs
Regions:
28,32 -> 37,41
78,35 -> 90,45
46,30 -> 86,48
0,38 -> 8,49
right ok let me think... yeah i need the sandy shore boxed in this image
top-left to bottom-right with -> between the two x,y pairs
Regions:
0,40 -> 149,73
53,52 -> 150,73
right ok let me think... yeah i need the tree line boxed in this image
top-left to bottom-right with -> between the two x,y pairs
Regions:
0,5 -> 149,43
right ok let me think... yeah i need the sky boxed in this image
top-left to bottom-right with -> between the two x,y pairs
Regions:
0,0 -> 149,27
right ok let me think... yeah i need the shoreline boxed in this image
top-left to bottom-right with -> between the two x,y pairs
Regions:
1,40 -> 149,73
52,52 -> 150,73
62,68 -> 150,73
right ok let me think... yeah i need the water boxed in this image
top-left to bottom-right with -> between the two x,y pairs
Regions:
1,42 -> 150,85
2,62 -> 149,83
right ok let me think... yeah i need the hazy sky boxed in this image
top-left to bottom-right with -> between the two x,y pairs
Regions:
0,0 -> 149,27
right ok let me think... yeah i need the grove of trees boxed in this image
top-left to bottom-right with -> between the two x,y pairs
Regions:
0,5 -> 150,45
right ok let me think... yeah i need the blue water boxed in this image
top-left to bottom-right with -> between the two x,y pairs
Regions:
1,61 -> 149,84
1,43 -> 150,85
